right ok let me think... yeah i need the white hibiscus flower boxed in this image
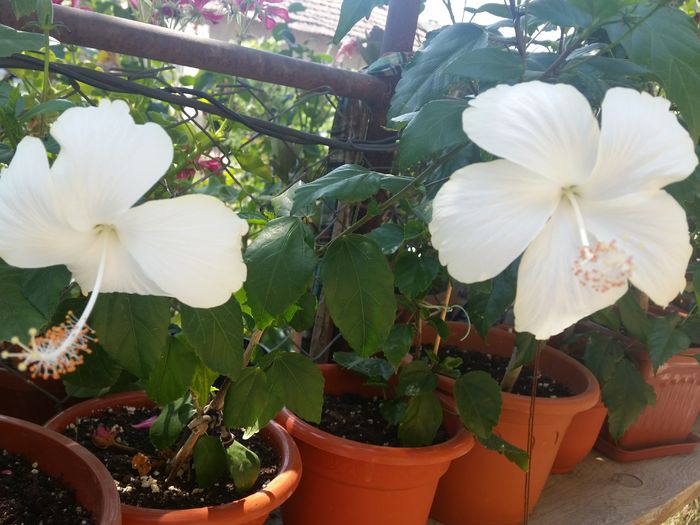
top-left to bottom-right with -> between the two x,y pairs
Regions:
0,99 -> 248,377
429,81 -> 698,339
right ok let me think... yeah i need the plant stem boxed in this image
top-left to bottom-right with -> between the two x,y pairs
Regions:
523,340 -> 543,525
39,29 -> 51,136
431,281 -> 453,355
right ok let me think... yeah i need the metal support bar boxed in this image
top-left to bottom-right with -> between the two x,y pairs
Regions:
0,2 -> 390,105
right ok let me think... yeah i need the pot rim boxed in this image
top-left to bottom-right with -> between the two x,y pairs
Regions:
46,390 -> 302,523
0,414 -> 122,525
276,365 -> 474,466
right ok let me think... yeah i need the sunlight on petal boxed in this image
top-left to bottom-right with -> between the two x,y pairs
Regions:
114,194 -> 249,308
0,137 -> 92,267
514,200 -> 627,339
50,99 -> 173,230
462,81 -> 600,186
580,191 -> 691,307
582,88 -> 698,199
429,159 -> 561,283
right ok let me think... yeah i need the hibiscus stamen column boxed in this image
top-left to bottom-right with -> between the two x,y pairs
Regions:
1,239 -> 107,379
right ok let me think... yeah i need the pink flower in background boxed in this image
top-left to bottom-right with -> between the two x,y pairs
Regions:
197,155 -> 224,172
52,0 -> 84,8
334,35 -> 358,65
235,0 -> 289,29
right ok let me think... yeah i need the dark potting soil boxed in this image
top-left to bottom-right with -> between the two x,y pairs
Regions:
0,449 -> 94,525
64,407 -> 279,510
439,346 -> 574,398
312,393 -> 448,447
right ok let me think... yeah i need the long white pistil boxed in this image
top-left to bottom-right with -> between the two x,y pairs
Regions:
1,238 -> 108,379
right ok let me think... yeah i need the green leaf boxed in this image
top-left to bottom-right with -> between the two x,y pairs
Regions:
528,0 -> 592,28
146,336 -> 199,406
189,359 -> 218,406
508,332 -> 537,371
583,333 -> 625,384
0,24 -> 45,58
320,235 -> 396,356
19,99 -> 74,122
366,223 -> 405,255
261,350 -> 324,423
91,294 -> 170,380
396,360 -> 437,396
244,217 -> 317,317
289,292 -> 317,332
468,3 -> 511,18
603,357 -> 656,440
149,395 -> 196,451
446,47 -> 524,83
478,433 -> 529,471
453,371 -> 502,439
9,0 -> 38,17
570,0 -> 637,22
607,6 -> 700,141
394,251 -> 441,298
398,99 -> 469,169
223,367 -> 283,436
389,24 -> 488,119
466,264 -> 517,339
333,0 -> 387,43
398,392 -> 443,447
382,324 -> 414,369
693,269 -> 700,311
61,344 -> 122,394
0,260 -> 52,342
181,296 -> 244,379
333,352 -> 395,382
380,397 -> 408,425
617,291 -> 650,342
226,441 -> 260,494
680,317 -> 700,345
193,435 -> 227,488
292,165 -> 412,212
647,315 -> 691,372
20,264 -> 70,320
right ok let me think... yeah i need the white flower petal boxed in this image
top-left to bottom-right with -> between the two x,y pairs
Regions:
582,88 -> 698,199
114,194 -> 249,308
429,160 -> 561,283
462,81 -> 600,185
580,191 -> 691,307
49,99 -> 173,230
514,200 -> 627,339
67,230 -> 168,296
0,137 -> 91,267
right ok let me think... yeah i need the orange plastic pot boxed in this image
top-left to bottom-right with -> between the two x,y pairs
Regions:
46,391 -> 302,525
0,366 -> 69,423
275,364 -> 474,525
551,397 -> 607,473
0,415 -> 121,524
429,323 -> 600,525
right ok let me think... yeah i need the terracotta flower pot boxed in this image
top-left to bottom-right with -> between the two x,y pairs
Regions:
428,323 -> 600,525
275,364 -> 474,525
46,391 -> 302,525
551,397 -> 607,473
0,365 -> 69,423
0,415 -> 121,524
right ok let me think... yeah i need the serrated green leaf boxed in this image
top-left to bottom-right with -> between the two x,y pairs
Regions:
680,317 -> 700,345
223,367 -> 283,436
193,435 -> 227,488
583,332 -> 625,384
398,392 -> 443,447
189,359 -> 218,406
62,344 -> 122,393
396,360 -> 437,396
333,0 -> 387,43
617,291 -> 650,342
528,0 -> 591,27
478,433 -> 529,470
394,251 -> 441,298
226,440 -> 260,494
398,99 -> 469,169
91,293 -> 170,379
289,292 -> 317,332
320,235 -> 396,356
0,24 -> 45,58
19,99 -> 74,122
469,2 -> 511,18
180,296 -> 244,379
0,260 -> 51,342
603,357 -> 655,440
454,371 -> 502,439
693,270 -> 700,311
333,352 -> 395,382
149,395 -> 196,451
146,336 -> 199,406
244,217 -> 317,317
382,324 -> 414,369
446,47 -> 524,83
365,223 -> 405,254
607,6 -> 700,141
262,350 -> 324,423
647,315 -> 691,372
293,165 -> 412,212
20,265 -> 70,320
389,24 -> 488,119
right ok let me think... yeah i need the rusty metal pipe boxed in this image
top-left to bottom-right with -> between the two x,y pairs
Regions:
0,2 -> 390,105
